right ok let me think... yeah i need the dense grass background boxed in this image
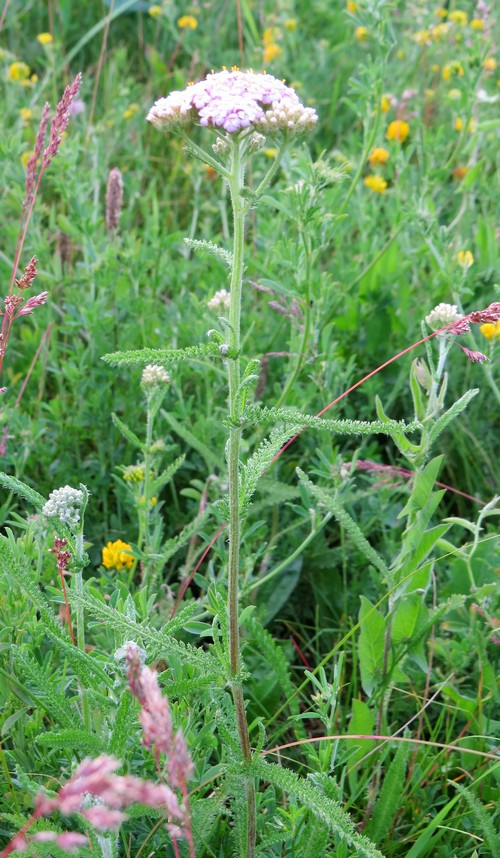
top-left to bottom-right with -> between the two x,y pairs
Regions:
0,1 -> 499,856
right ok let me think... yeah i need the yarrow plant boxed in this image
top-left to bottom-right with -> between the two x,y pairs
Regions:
108,67 -> 318,858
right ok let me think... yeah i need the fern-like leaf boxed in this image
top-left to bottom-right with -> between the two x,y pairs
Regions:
0,473 -> 45,509
184,238 -> 233,268
252,758 -> 384,858
296,469 -> 390,580
102,341 -> 222,368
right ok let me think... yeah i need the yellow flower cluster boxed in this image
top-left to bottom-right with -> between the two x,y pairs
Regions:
102,539 -> 134,571
37,32 -> 53,45
123,464 -> 144,483
368,147 -> 390,165
8,61 -> 30,81
148,4 -> 163,17
20,107 -> 33,121
364,175 -> 387,193
457,250 -> 474,269
480,321 -> 500,339
355,26 -> 368,41
177,14 -> 198,29
442,61 -> 464,82
263,26 -> 282,64
123,103 -> 140,120
386,120 -> 410,142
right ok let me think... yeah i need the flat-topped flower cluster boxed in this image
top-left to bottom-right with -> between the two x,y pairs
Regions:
147,68 -> 318,136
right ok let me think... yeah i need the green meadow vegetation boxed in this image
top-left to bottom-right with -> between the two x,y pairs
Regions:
0,0 -> 499,855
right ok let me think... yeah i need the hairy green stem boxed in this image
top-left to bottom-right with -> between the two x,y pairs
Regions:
227,138 -> 256,858
73,532 -> 90,728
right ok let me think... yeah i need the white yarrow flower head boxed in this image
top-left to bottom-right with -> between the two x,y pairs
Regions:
425,303 -> 463,330
207,288 -> 231,312
141,364 -> 171,386
147,69 -> 318,137
42,486 -> 84,528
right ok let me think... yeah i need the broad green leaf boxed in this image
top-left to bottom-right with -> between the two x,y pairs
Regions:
358,596 -> 386,697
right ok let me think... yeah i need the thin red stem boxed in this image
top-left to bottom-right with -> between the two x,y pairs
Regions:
58,568 -> 75,645
171,325 -> 460,617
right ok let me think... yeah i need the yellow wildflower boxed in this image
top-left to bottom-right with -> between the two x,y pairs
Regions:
347,0 -> 357,12
264,147 -> 279,157
434,8 -> 447,18
479,321 -> 500,339
368,146 -> 390,165
148,4 -> 163,16
448,88 -> 461,100
432,22 -> 449,40
355,26 -> 368,41
284,18 -> 297,31
139,495 -> 157,507
102,539 -> 134,571
455,117 -> 475,131
386,119 -> 410,142
177,14 -> 198,29
483,57 -> 497,72
454,117 -> 463,131
396,49 -> 405,60
470,18 -> 484,30
449,10 -> 467,26
380,94 -> 391,113
30,74 -> 38,84
452,166 -> 468,180
442,61 -> 464,81
431,63 -> 440,73
37,32 -> 53,44
263,27 -> 280,44
21,151 -> 33,168
20,107 -> 33,121
457,250 -> 474,269
8,61 -> 30,81
263,43 -> 282,63
364,175 -> 387,193
122,103 -> 140,120
413,30 -> 430,45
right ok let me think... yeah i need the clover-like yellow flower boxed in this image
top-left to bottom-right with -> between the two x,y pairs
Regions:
148,4 -> 163,16
380,94 -> 392,113
8,61 -> 30,81
264,147 -> 279,158
470,18 -> 484,30
368,147 -> 390,165
347,0 -> 357,12
37,32 -> 53,45
413,30 -> 430,45
102,539 -> 134,571
355,26 -> 368,41
284,18 -> 297,31
449,10 -> 467,26
364,175 -> 387,193
20,107 -> 33,121
386,119 -> 410,142
432,22 -> 450,40
457,250 -> 474,269
479,321 -> 500,339
177,14 -> 198,29
434,8 -> 447,18
123,103 -> 140,120
442,61 -> 464,81
483,57 -> 497,73
263,43 -> 282,63
21,150 -> 34,168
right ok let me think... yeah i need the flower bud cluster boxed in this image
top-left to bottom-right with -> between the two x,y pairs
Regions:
141,364 -> 171,386
42,485 -> 84,527
425,303 -> 463,330
207,288 -> 231,311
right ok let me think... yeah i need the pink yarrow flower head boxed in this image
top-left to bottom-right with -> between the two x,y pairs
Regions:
147,68 -> 318,137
